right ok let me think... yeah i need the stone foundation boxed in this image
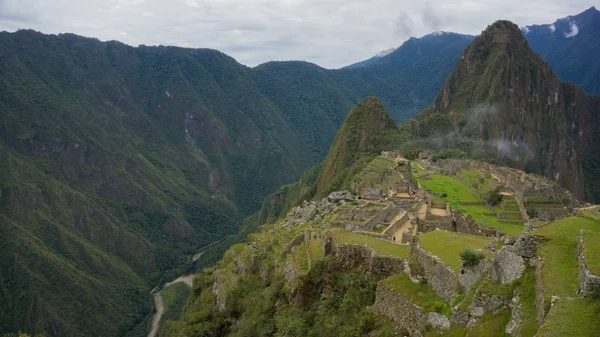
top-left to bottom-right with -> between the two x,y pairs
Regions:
371,282 -> 427,333
410,243 -> 459,302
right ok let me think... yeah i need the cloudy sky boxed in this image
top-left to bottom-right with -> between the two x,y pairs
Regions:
0,0 -> 595,68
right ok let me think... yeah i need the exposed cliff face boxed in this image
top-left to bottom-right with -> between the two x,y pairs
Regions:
420,21 -> 600,201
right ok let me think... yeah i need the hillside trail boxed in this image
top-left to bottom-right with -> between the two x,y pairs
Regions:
148,237 -> 231,337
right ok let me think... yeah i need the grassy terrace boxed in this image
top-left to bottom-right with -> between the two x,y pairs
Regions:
292,243 -> 309,273
535,215 -> 600,336
355,156 -> 403,189
382,273 -> 450,314
419,230 -> 493,271
417,173 -> 481,204
582,230 -> 600,275
307,239 -> 324,261
414,165 -> 523,234
538,298 -> 600,337
330,231 -> 408,258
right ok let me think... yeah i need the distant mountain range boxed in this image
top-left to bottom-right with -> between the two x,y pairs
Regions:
347,7 -> 600,96
1,6 -> 599,337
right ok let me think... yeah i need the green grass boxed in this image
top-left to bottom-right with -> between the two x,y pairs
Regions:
159,282 -> 191,330
161,282 -> 191,312
292,243 -> 309,273
382,273 -> 451,315
581,230 -> 600,275
466,309 -> 512,337
536,216 -> 600,297
331,231 -> 408,258
457,204 -> 523,235
516,268 -> 538,337
538,298 -> 600,337
417,174 -> 480,203
415,170 -> 523,235
419,230 -> 492,271
308,239 -> 324,260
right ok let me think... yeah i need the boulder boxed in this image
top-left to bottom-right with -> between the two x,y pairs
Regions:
491,247 -> 525,284
427,312 -> 451,330
504,236 -> 516,246
327,190 -> 354,203
363,187 -> 383,200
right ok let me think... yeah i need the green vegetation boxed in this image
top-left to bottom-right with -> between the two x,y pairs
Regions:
580,230 -> 600,275
316,97 -> 403,197
163,258 -> 397,337
158,283 -> 191,334
416,174 -> 480,204
419,230 -> 492,271
535,215 -> 600,336
466,310 -> 512,337
486,187 -> 503,207
330,231 -> 408,258
308,239 -> 324,261
536,216 -> 600,297
382,274 -> 451,315
414,167 -> 523,234
459,248 -> 486,267
538,298 -> 600,337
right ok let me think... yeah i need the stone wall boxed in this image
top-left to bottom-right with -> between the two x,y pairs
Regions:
367,205 -> 397,230
325,236 -> 405,277
382,211 -> 409,238
417,218 -> 454,233
410,243 -> 459,303
455,214 -> 500,237
532,257 -> 547,327
371,282 -> 427,333
578,230 -> 600,297
515,235 -> 544,259
536,208 -> 569,221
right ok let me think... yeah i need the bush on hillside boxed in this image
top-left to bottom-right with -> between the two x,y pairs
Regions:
459,247 -> 485,267
486,187 -> 503,207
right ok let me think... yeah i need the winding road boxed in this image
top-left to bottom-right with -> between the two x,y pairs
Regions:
147,237 -> 232,337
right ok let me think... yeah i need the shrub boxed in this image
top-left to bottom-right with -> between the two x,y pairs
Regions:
459,247 -> 485,267
486,187 -> 503,207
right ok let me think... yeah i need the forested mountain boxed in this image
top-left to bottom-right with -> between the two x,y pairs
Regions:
350,7 -> 600,96
2,7 -> 600,337
523,6 -> 600,95
0,25 -> 505,336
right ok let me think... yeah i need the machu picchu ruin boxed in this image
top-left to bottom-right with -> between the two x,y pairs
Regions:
168,150 -> 600,336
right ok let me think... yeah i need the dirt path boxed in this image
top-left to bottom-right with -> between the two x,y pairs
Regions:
430,208 -> 447,216
392,220 -> 412,243
148,275 -> 194,337
148,238 -> 228,337
148,292 -> 165,337
418,203 -> 427,220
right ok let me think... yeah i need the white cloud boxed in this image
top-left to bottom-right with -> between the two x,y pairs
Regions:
0,0 -> 595,68
565,21 -> 579,37
549,24 -> 556,32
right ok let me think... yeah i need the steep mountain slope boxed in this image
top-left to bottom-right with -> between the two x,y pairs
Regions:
522,6 -> 600,95
316,97 -> 401,196
336,32 -> 475,120
0,30 -> 303,336
161,95 -> 600,337
402,21 -> 600,201
0,27 -> 471,336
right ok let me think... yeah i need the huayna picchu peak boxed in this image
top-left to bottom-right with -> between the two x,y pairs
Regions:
404,20 -> 600,203
2,5 -> 600,337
